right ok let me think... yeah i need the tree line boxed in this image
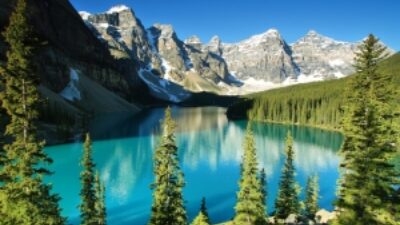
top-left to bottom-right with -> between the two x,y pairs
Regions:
247,79 -> 345,130
230,34 -> 400,224
227,53 -> 399,132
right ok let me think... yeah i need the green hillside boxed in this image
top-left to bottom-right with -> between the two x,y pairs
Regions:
227,53 -> 400,130
379,52 -> 400,84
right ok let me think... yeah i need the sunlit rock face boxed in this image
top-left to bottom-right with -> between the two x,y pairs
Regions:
184,37 -> 231,84
291,31 -> 395,82
82,7 -> 155,66
148,24 -> 188,82
204,35 -> 223,56
0,0 -> 142,119
291,30 -> 358,81
220,29 -> 299,83
82,6 -> 233,99
81,5 -> 395,100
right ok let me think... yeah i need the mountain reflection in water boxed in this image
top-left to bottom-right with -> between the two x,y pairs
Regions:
45,107 -> 343,225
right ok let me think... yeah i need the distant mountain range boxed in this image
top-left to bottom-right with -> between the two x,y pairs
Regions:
0,1 -> 395,110
80,5 -> 394,102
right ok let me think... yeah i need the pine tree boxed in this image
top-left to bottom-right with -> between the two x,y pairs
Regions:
0,0 -> 64,223
191,212 -> 210,225
200,197 -> 210,223
0,115 -> 5,183
275,131 -> 300,220
259,168 -> 267,214
0,76 -> 5,182
80,133 -> 97,225
334,34 -> 399,225
233,124 -> 267,225
94,171 -> 107,225
191,198 -> 211,225
148,107 -> 187,225
304,175 -> 319,220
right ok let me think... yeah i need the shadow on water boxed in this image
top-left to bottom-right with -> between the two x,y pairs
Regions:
88,107 -> 232,141
89,107 -> 343,149
46,106 -> 343,225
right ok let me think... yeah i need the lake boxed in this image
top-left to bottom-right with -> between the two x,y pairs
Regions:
44,107 -> 343,225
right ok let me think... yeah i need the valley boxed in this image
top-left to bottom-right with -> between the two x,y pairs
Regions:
0,0 -> 399,225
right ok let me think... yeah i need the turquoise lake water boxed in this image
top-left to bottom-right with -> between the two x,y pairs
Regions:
44,107 -> 343,225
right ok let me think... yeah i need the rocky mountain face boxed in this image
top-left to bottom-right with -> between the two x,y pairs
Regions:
219,30 -> 394,85
219,29 -> 299,83
291,30 -> 357,81
82,6 -> 234,102
81,5 -> 394,100
0,0 -> 143,117
1,2 -> 394,111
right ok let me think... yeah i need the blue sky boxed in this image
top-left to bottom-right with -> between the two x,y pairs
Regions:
71,0 -> 400,51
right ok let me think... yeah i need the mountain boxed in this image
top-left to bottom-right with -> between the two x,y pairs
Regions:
0,0 -> 143,116
218,29 -> 395,86
0,0 -> 147,143
81,6 -> 234,102
1,2 -> 395,110
291,30 -> 358,81
219,29 -> 299,83
81,5 -> 394,100
226,53 -> 400,129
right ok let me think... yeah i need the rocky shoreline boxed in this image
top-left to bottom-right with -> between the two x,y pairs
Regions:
217,209 -> 338,225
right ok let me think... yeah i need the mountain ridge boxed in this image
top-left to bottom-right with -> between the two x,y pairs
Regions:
226,52 -> 400,129
80,5 -> 395,102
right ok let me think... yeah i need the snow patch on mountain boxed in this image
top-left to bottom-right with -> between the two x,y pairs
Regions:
138,69 -> 191,103
60,68 -> 81,101
334,71 -> 345,78
241,28 -> 281,46
329,59 -> 345,67
146,29 -> 157,53
243,78 -> 275,86
185,36 -> 202,44
160,58 -> 175,80
296,74 -> 324,83
97,23 -> 110,28
107,5 -> 130,14
79,11 -> 91,20
80,5 -> 396,101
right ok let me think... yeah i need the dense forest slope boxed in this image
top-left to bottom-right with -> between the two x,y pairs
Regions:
0,0 -> 146,143
227,53 -> 400,130
0,0 -> 152,114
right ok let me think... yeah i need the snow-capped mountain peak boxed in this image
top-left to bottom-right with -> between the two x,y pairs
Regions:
298,30 -> 350,46
79,11 -> 92,20
291,30 -> 358,80
221,28 -> 297,83
107,5 -> 130,14
209,35 -> 221,44
80,6 -> 394,101
152,24 -> 176,39
185,35 -> 202,45
242,28 -> 282,45
265,28 -> 280,36
306,29 -> 319,36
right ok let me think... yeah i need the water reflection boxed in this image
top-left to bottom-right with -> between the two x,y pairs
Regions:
45,107 -> 343,225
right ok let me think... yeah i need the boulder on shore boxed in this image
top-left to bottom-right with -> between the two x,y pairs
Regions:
315,209 -> 338,224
